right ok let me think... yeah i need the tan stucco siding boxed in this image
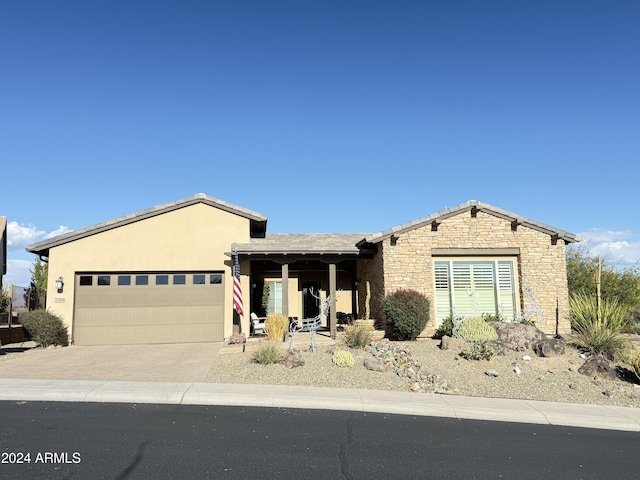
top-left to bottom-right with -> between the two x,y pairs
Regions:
377,211 -> 570,335
46,203 -> 252,340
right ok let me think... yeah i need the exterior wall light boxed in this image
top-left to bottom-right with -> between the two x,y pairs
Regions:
55,276 -> 64,293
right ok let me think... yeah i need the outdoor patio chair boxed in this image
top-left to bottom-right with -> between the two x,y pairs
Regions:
250,312 -> 266,336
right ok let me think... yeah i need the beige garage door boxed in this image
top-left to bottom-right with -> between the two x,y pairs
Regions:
73,272 -> 225,345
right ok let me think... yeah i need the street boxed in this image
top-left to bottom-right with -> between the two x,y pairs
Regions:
1,401 -> 637,479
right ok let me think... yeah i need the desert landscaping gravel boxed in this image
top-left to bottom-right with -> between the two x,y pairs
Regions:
206,338 -> 640,408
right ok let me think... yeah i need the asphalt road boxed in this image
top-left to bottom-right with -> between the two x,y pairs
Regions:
1,401 -> 637,480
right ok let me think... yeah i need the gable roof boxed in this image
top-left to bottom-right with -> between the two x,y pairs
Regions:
360,200 -> 581,245
26,193 -> 268,256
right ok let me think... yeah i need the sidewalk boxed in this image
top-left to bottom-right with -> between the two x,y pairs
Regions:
0,378 -> 639,432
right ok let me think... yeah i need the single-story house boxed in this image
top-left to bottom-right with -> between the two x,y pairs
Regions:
26,194 -> 580,345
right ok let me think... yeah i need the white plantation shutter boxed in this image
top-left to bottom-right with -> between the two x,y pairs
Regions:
497,261 -> 516,320
434,258 -> 517,324
452,262 -> 474,316
434,262 -> 452,323
472,262 -> 497,313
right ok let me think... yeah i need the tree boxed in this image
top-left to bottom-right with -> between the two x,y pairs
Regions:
30,256 -> 48,292
566,245 -> 640,330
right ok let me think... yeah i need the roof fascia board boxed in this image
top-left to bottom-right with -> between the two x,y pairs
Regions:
26,194 -> 267,254
362,200 -> 580,245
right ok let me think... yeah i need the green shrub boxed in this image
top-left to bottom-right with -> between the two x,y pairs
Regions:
331,350 -> 355,368
481,313 -> 503,323
453,317 -> 498,343
252,343 -> 283,364
628,351 -> 640,382
381,289 -> 430,341
459,343 -> 499,361
570,292 -> 629,361
20,309 -> 67,347
342,325 -> 372,349
433,315 -> 456,339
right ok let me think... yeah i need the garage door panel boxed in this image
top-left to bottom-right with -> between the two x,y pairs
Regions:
74,272 -> 225,345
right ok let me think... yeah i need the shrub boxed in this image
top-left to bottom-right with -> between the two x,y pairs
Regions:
252,342 -> 283,364
481,313 -> 503,323
342,325 -> 372,349
433,315 -> 456,339
381,289 -> 430,341
570,292 -> 629,361
459,343 -> 499,361
265,314 -> 288,342
453,317 -> 498,343
20,309 -> 67,347
629,351 -> 640,382
228,333 -> 246,345
332,350 -> 355,368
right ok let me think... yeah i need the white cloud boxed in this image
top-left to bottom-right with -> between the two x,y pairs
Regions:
6,222 -> 45,250
6,222 -> 70,250
578,229 -> 640,267
44,225 -> 71,239
4,259 -> 34,287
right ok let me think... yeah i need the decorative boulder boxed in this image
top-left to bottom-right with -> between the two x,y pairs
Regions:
533,338 -> 566,357
282,349 -> 305,369
490,322 -> 546,351
578,355 -> 617,381
439,335 -> 470,352
363,357 -> 388,372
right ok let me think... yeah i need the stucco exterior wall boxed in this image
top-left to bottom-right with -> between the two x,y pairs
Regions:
46,203 -> 252,340
375,210 -> 571,335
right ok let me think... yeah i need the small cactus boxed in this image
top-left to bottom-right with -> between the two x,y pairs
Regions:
453,317 -> 498,343
364,281 -> 371,321
332,350 -> 355,368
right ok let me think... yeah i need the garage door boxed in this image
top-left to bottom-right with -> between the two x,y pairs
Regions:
73,272 -> 225,345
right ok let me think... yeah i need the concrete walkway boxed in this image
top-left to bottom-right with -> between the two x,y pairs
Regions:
1,342 -> 639,432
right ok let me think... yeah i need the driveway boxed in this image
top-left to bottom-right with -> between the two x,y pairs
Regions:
0,343 -> 223,382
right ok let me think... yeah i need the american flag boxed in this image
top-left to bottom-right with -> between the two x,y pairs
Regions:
233,248 -> 244,317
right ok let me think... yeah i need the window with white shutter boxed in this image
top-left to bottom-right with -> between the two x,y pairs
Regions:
434,258 -> 518,324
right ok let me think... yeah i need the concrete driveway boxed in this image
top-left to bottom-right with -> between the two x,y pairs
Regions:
0,343 -> 223,383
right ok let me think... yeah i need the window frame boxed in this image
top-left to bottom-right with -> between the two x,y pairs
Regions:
433,257 -> 519,324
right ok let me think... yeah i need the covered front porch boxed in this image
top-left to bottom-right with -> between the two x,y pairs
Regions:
233,233 -> 376,338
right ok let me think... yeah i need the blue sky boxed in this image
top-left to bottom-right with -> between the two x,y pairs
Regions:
2,1 -> 639,286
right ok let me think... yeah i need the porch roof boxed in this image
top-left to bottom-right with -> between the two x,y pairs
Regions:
233,233 -> 372,256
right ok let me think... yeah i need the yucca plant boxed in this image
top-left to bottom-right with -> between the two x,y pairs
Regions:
252,342 -> 283,365
569,292 -> 629,361
265,314 -> 288,342
342,325 -> 372,349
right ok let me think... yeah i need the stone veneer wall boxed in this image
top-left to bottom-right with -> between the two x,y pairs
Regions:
376,210 -> 571,336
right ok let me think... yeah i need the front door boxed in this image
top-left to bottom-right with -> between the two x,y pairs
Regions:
302,282 -> 321,319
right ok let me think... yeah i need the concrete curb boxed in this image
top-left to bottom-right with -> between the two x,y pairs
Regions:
0,378 -> 638,432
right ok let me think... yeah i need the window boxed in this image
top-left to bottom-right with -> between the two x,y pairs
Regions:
173,274 -> 186,285
136,275 -> 149,286
209,274 -> 222,284
156,275 -> 169,285
266,281 -> 283,314
97,275 -> 111,286
118,275 -> 131,286
193,274 -> 206,285
434,259 -> 517,324
79,276 -> 93,286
